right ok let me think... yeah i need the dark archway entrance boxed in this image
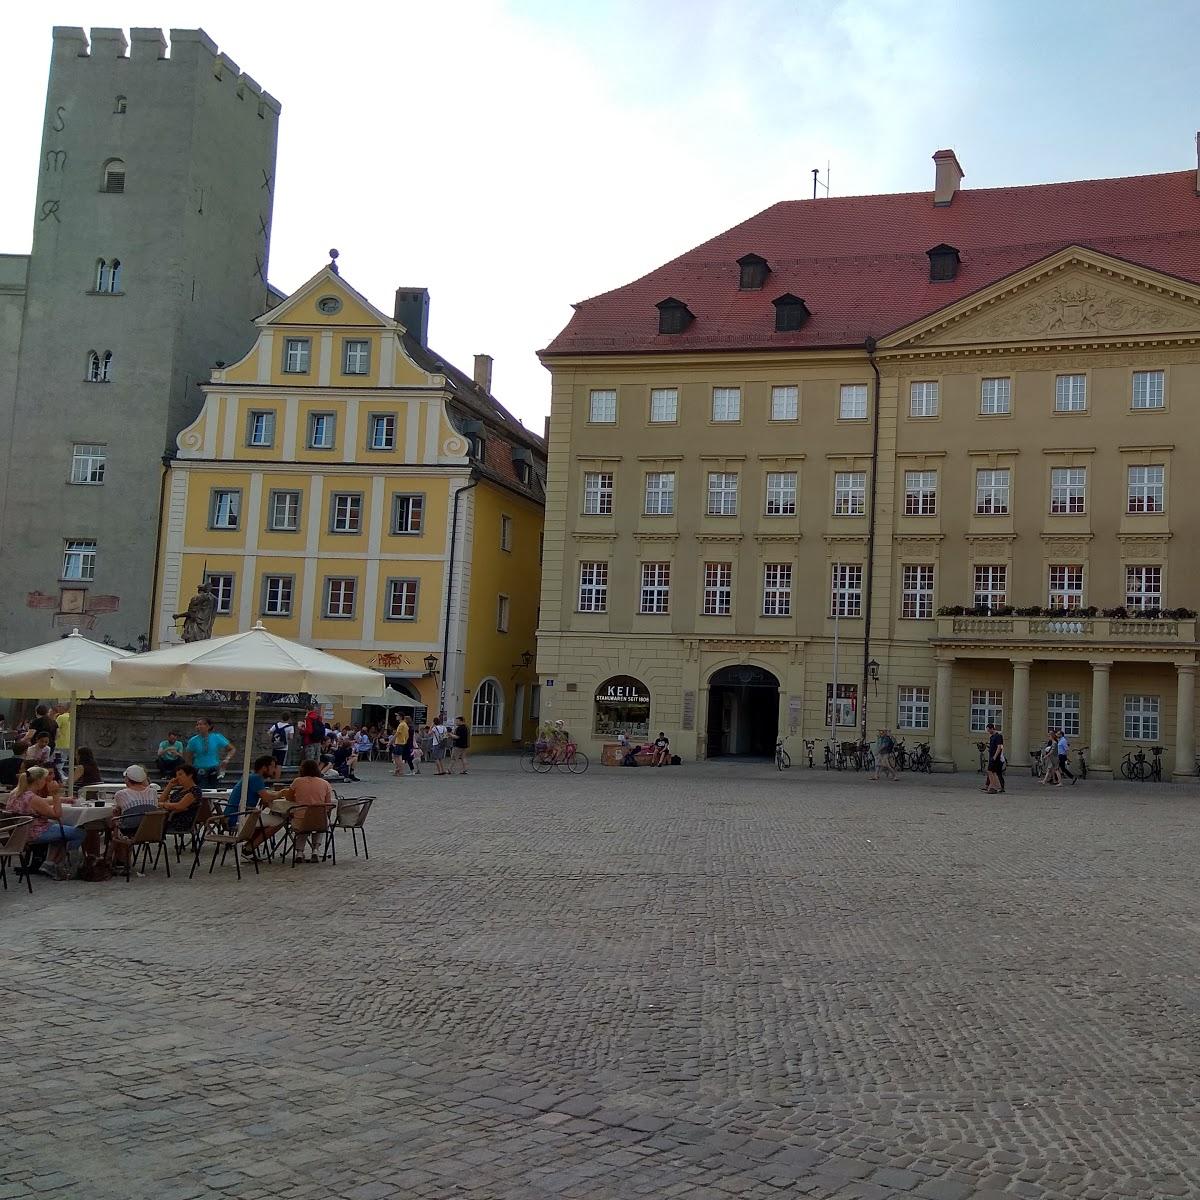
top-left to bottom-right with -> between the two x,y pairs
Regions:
706,665 -> 779,758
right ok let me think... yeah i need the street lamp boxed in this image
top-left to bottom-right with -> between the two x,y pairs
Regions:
867,658 -> 880,683
423,653 -> 438,676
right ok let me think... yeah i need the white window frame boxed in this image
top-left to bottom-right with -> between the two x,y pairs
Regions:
762,563 -> 792,616
909,381 -> 939,418
343,339 -> 371,375
324,576 -> 357,619
1123,694 -> 1160,742
210,489 -> 241,530
975,468 -> 1010,515
62,539 -> 97,582
711,387 -> 741,423
496,593 -> 510,632
268,489 -> 301,532
903,470 -> 937,516
1125,565 -> 1162,610
833,471 -> 866,516
329,492 -> 363,534
1046,691 -> 1081,738
897,686 -> 931,730
261,574 -> 294,617
70,443 -> 106,485
702,562 -> 732,616
649,387 -> 678,423
368,413 -> 396,451
1132,369 -> 1165,410
1054,373 -> 1087,412
973,565 -> 1008,610
578,562 -> 608,613
839,384 -> 868,420
392,493 -> 425,535
901,564 -> 935,620
205,572 -> 235,616
583,472 -> 614,516
1049,466 -> 1086,515
1048,564 -> 1084,610
980,377 -> 1011,415
307,412 -> 336,450
283,337 -> 311,374
471,678 -> 503,735
644,472 -> 675,516
1127,465 -> 1164,514
764,471 -> 797,516
830,563 -> 863,617
969,689 -> 1004,733
639,562 -> 671,615
706,472 -> 738,517
589,389 -> 617,424
500,514 -> 513,551
246,410 -> 275,448
770,385 -> 799,421
385,578 -> 419,621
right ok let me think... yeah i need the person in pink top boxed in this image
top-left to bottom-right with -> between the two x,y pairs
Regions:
282,759 -> 334,863
6,765 -> 84,880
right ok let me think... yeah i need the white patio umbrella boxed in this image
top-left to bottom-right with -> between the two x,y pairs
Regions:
110,623 -> 386,809
0,629 -> 167,797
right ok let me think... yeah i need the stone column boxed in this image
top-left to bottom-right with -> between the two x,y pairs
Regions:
1089,660 -> 1113,779
1010,659 -> 1031,774
1173,662 -> 1196,780
933,657 -> 955,771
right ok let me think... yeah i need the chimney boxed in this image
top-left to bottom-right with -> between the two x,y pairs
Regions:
933,149 -> 964,206
473,353 -> 493,393
393,287 -> 429,347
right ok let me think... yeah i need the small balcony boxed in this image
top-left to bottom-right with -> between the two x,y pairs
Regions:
935,612 -> 1196,648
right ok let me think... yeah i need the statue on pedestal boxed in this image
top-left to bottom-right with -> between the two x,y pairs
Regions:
174,583 -> 216,643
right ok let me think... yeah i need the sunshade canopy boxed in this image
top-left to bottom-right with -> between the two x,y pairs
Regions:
0,629 -> 162,699
359,686 -> 420,709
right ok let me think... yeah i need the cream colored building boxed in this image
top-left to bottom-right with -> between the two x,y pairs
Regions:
536,151 -> 1200,778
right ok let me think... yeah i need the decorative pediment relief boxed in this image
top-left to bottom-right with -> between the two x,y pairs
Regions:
886,249 -> 1200,350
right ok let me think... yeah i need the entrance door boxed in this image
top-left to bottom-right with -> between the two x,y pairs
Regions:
705,665 -> 780,757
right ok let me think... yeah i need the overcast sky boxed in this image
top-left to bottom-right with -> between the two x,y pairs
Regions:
4,1 -> 1200,432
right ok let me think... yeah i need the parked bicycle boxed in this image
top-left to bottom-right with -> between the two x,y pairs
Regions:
908,742 -> 933,773
891,738 -> 908,771
774,738 -> 791,771
975,741 -> 988,773
1120,746 -> 1163,782
1075,745 -> 1088,779
1030,748 -> 1045,779
803,739 -> 816,768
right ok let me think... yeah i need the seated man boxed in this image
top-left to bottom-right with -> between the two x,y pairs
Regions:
156,731 -> 185,779
224,755 -> 282,832
332,733 -> 360,782
652,732 -> 671,766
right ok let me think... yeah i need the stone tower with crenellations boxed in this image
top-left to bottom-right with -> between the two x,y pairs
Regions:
0,27 -> 281,650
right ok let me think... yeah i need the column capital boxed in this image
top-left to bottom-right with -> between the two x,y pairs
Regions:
1011,657 -> 1033,671
1088,659 -> 1114,671
1174,660 -> 1198,675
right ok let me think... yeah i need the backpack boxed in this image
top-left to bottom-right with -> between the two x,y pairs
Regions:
670,754 -> 682,766
880,735 -> 894,753
76,855 -> 112,883
270,722 -> 290,749
305,714 -> 326,743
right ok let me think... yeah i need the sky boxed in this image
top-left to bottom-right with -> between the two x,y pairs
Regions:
4,1 -> 1200,433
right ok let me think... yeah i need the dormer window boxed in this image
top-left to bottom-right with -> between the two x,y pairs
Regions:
513,447 -> 535,487
927,243 -> 961,281
656,297 -> 694,335
772,293 -> 810,333
737,253 -> 770,290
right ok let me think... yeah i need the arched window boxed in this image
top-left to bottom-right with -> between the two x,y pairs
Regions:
471,678 -> 503,734
101,158 -> 125,194
95,259 -> 109,292
100,350 -> 113,381
108,259 -> 121,292
114,95 -> 127,114
87,351 -> 101,382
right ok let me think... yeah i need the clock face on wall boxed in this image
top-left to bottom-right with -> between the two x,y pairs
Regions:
317,296 -> 342,314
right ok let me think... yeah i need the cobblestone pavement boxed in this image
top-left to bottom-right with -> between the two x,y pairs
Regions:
2,758 -> 1198,1199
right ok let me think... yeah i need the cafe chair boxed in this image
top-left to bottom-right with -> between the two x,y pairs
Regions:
0,816 -> 36,893
329,796 -> 374,862
286,803 -> 334,867
191,809 -> 262,880
120,809 -> 171,882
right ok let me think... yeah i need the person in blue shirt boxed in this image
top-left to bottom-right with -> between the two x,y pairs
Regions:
184,717 -> 236,788
224,754 -> 283,832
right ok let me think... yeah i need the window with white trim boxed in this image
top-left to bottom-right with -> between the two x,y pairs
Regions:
639,562 -> 670,614
1125,565 -> 1162,610
70,443 -> 106,485
386,578 -> 419,620
897,686 -> 930,730
712,387 -> 741,422
901,564 -> 935,620
1132,369 -> 1165,410
1048,564 -> 1084,610
644,472 -> 675,515
583,472 -> 614,515
770,385 -> 799,421
246,410 -> 275,448
283,337 -> 311,374
472,678 -> 502,734
980,377 -> 1011,415
268,490 -> 301,531
702,562 -> 732,615
1050,467 -> 1086,514
86,350 -> 113,382
973,564 -> 1007,610
500,514 -> 513,551
975,468 -> 1010,515
307,412 -> 335,449
578,562 -> 608,612
589,389 -> 617,423
94,258 -> 121,294
262,575 -> 294,617
969,689 -> 1004,733
496,593 -> 510,632
833,470 -> 866,516
649,387 -> 678,423
324,576 -> 357,618
343,339 -> 370,375
210,489 -> 240,530
205,572 -> 234,615
831,563 -> 863,617
909,381 -> 939,417
1127,465 -> 1164,513
1054,373 -> 1086,412
329,492 -> 362,534
765,471 -> 797,516
839,383 -> 867,420
903,470 -> 937,516
762,563 -> 792,616
1046,691 -> 1081,738
706,472 -> 738,516
1123,694 -> 1159,741
392,493 -> 424,535
368,414 -> 396,450
62,539 -> 96,581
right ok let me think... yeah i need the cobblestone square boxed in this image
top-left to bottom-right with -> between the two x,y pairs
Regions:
2,759 -> 1197,1199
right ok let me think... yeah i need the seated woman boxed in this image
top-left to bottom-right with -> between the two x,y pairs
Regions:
158,762 -> 204,839
22,732 -> 53,768
6,766 -> 84,880
282,759 -> 335,863
72,746 -> 103,792
111,764 -> 160,834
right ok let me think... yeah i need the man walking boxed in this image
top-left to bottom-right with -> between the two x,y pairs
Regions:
1056,728 -> 1076,784
301,706 -> 325,763
450,716 -> 470,775
984,722 -> 1006,794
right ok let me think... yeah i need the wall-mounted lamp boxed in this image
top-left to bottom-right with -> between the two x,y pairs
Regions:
423,653 -> 438,676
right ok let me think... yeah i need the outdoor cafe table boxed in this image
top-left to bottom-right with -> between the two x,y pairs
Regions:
78,783 -> 125,803
59,804 -> 116,828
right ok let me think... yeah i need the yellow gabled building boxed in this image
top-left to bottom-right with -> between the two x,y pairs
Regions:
152,259 -> 546,748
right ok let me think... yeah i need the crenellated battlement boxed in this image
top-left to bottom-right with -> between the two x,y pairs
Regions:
50,25 -> 281,116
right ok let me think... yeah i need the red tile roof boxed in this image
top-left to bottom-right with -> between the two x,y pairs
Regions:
542,169 -> 1200,356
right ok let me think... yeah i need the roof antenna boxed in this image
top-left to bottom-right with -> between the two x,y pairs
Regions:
812,163 -> 831,200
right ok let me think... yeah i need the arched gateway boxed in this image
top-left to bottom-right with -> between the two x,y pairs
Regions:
705,665 -> 780,757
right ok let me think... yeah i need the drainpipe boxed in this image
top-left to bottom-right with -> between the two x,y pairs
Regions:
441,473 -> 479,714
862,337 -> 881,741
146,452 -> 175,650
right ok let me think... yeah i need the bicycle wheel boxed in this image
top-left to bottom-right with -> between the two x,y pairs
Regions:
564,750 -> 589,773
1120,758 -> 1134,780
520,749 -> 535,772
531,752 -> 555,773
781,750 -> 791,769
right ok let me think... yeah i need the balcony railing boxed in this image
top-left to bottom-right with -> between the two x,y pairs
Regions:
936,615 -> 1196,642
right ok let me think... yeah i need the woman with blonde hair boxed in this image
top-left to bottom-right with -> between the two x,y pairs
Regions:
6,765 -> 84,880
